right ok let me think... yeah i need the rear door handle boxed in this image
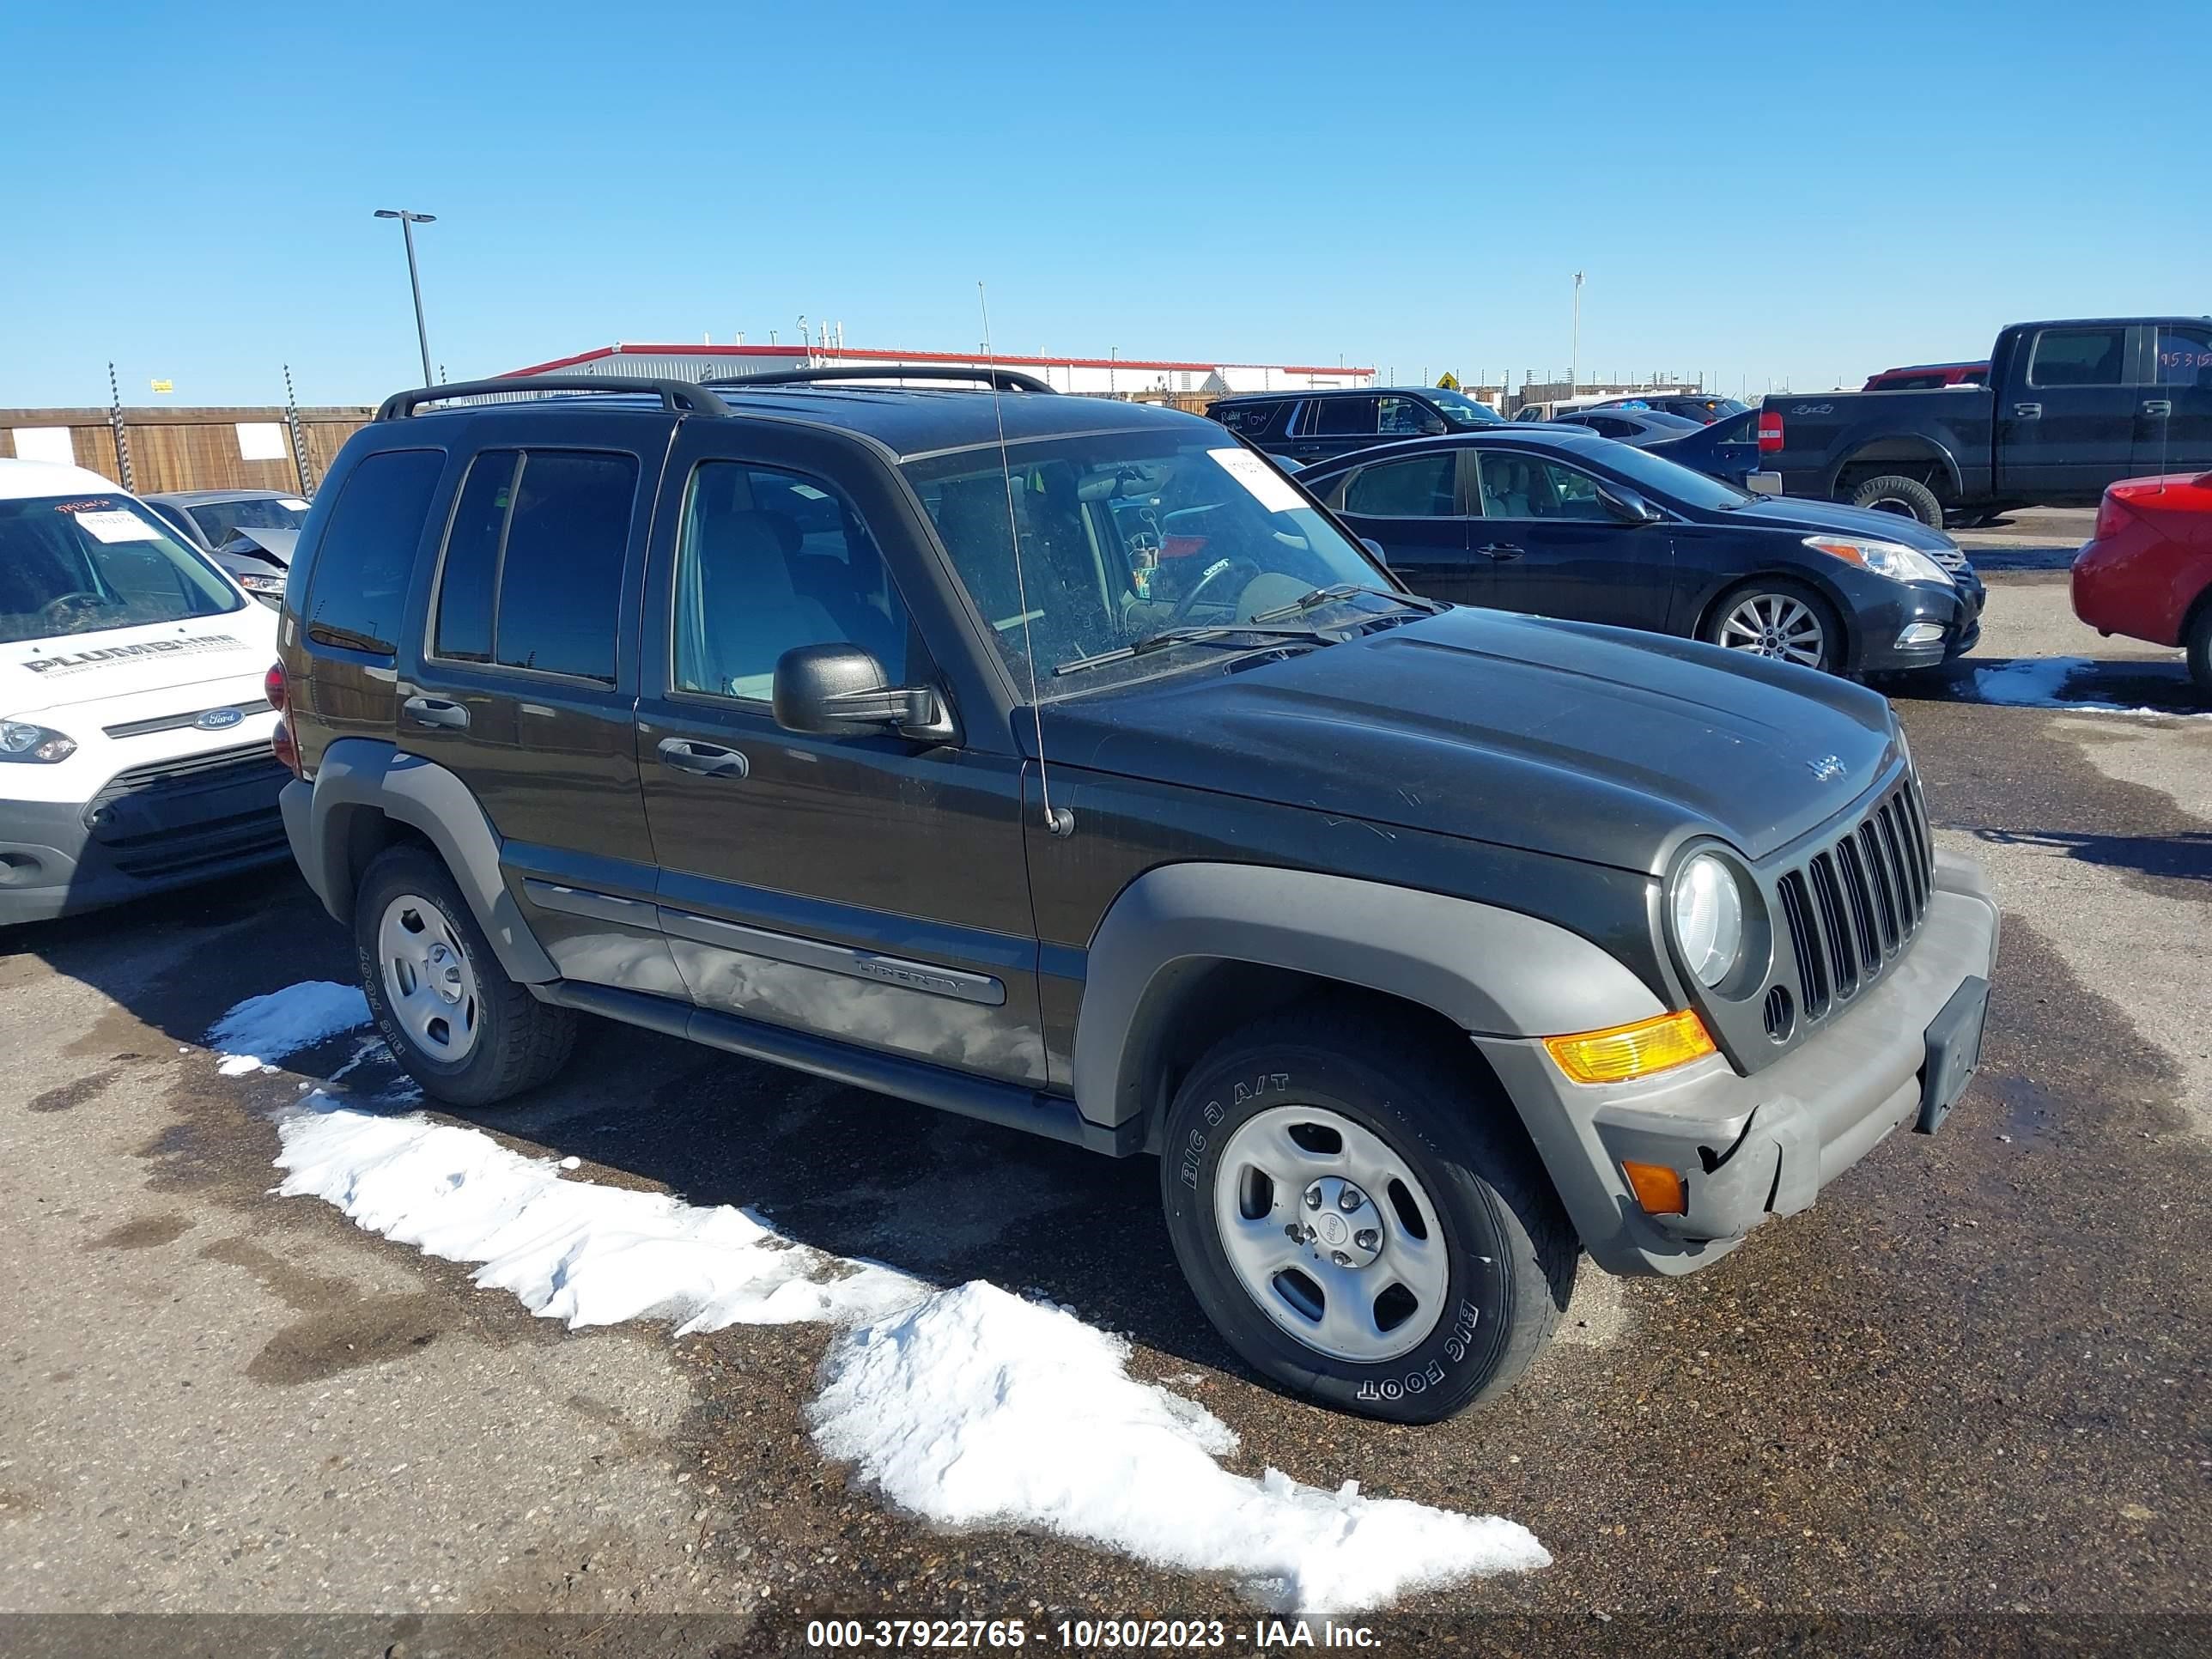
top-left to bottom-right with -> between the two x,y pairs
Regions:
2142,399 -> 2173,418
403,696 -> 468,730
1478,543 -> 1525,561
657,737 -> 748,780
2012,402 -> 2042,419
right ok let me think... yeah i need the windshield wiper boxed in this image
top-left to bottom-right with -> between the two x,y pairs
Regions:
1052,623 -> 1339,678
1248,582 -> 1447,623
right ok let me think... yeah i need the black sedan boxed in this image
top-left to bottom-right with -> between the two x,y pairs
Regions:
1645,407 -> 1762,489
1547,407 -> 1705,447
1297,427 -> 1983,675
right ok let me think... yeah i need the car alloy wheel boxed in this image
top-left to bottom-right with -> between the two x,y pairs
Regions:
376,891 -> 483,1063
1210,1103 -> 1449,1364
1719,592 -> 1827,668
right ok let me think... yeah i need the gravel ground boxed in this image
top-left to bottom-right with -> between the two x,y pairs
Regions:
3,567 -> 2208,1658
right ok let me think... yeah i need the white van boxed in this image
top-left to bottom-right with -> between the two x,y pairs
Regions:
1,459 -> 288,923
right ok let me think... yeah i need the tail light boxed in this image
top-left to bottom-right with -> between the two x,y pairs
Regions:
264,659 -> 288,714
265,661 -> 301,776
1757,410 -> 1784,453
2093,491 -> 2132,541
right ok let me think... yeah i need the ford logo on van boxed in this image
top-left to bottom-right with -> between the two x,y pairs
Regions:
195,707 -> 245,731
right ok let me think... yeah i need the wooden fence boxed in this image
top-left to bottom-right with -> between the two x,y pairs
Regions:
0,406 -> 375,497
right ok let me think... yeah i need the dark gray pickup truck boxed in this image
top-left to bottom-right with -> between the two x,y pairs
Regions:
1758,316 -> 2212,526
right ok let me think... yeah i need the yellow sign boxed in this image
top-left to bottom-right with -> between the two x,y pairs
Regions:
149,379 -> 173,393
1435,372 -> 1461,391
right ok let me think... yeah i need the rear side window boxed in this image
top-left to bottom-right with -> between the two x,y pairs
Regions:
305,447 -> 445,654
1212,400 -> 1284,436
2154,325 -> 2212,386
1343,453 -> 1458,517
1304,398 -> 1377,437
428,448 -> 636,682
2027,327 -> 2125,388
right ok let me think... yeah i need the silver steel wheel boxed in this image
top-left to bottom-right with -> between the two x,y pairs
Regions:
375,892 -> 483,1064
1211,1103 -> 1449,1364
1719,592 -> 1827,667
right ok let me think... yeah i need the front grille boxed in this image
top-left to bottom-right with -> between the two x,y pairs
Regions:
103,699 -> 270,740
82,743 -> 289,877
1775,775 -> 1933,1026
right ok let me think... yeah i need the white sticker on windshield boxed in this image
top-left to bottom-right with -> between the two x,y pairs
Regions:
1207,447 -> 1305,514
70,509 -> 162,544
279,497 -> 311,511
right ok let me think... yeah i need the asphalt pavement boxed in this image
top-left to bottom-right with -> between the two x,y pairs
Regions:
3,557 -> 2208,1658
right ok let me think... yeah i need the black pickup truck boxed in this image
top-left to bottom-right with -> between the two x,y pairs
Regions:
1757,316 -> 2212,527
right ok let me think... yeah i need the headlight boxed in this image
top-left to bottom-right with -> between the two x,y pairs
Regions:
1803,535 -> 1954,586
0,720 -> 78,763
1671,853 -> 1745,988
236,572 -> 285,593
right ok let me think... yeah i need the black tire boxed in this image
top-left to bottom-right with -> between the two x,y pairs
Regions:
1158,1005 -> 1576,1424
2188,602 -> 2212,695
353,844 -> 575,1108
1849,473 -> 1945,528
1699,575 -> 1847,674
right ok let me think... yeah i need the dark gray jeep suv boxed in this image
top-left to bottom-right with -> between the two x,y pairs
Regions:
271,369 -> 1999,1421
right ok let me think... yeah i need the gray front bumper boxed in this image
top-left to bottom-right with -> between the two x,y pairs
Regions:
1478,848 -> 2001,1276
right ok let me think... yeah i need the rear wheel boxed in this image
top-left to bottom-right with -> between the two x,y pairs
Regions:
2187,602 -> 2212,694
1702,578 -> 1844,673
354,845 -> 574,1108
1849,473 -> 1945,528
1158,1006 -> 1576,1423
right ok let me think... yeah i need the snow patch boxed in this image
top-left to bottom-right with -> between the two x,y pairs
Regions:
810,1282 -> 1548,1612
209,982 -> 371,1074
265,1091 -> 1547,1610
274,1098 -> 924,1332
1972,657 -> 2211,717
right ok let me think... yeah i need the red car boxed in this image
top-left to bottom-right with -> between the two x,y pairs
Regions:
2071,471 -> 2212,690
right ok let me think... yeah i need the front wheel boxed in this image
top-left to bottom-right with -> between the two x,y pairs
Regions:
1702,578 -> 1845,673
1158,1007 -> 1576,1423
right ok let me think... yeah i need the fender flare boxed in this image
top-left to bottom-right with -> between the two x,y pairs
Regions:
1071,861 -> 1665,1131
301,738 -> 558,983
1823,433 -> 1965,500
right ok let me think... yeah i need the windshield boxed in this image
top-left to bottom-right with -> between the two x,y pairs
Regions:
1426,390 -> 1504,426
188,495 -> 309,545
0,495 -> 243,645
1577,440 -> 1756,511
904,430 -> 1401,692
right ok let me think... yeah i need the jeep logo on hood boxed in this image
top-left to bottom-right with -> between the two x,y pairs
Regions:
21,633 -> 246,678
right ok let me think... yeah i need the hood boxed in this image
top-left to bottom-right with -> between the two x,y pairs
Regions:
0,607 -> 278,723
221,525 -> 300,565
1723,494 -> 1958,552
1039,607 -> 1901,873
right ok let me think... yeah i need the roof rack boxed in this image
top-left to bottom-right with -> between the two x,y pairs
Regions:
703,364 -> 1056,395
375,376 -> 732,422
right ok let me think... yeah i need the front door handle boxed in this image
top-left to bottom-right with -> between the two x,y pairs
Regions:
657,737 -> 748,780
1478,543 -> 1525,561
2142,398 -> 2173,418
2012,402 -> 2043,419
403,696 -> 468,730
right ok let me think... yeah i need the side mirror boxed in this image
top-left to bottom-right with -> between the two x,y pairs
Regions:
1359,537 -> 1389,564
771,644 -> 954,742
1596,484 -> 1663,526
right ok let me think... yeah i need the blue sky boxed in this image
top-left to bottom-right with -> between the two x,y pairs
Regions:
3,0 -> 2203,408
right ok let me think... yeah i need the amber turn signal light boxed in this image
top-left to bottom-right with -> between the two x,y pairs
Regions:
1621,1160 -> 1688,1216
1541,1009 -> 1717,1085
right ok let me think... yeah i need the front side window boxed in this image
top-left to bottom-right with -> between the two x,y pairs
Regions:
0,495 -> 242,646
304,448 -> 445,654
2154,325 -> 2212,386
1377,396 -> 1447,437
1425,389 -> 1503,427
672,461 -> 908,702
424,448 -> 635,681
1474,453 -> 1613,521
2027,327 -> 2125,387
1342,453 -> 1459,518
905,429 -> 1394,692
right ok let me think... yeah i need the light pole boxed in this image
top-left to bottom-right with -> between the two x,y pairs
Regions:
373,210 -> 437,387
1570,270 -> 1584,397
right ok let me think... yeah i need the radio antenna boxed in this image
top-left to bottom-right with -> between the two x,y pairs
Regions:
981,281 -> 1073,837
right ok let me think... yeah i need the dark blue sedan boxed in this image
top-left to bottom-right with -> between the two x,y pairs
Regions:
1297,427 -> 1984,676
